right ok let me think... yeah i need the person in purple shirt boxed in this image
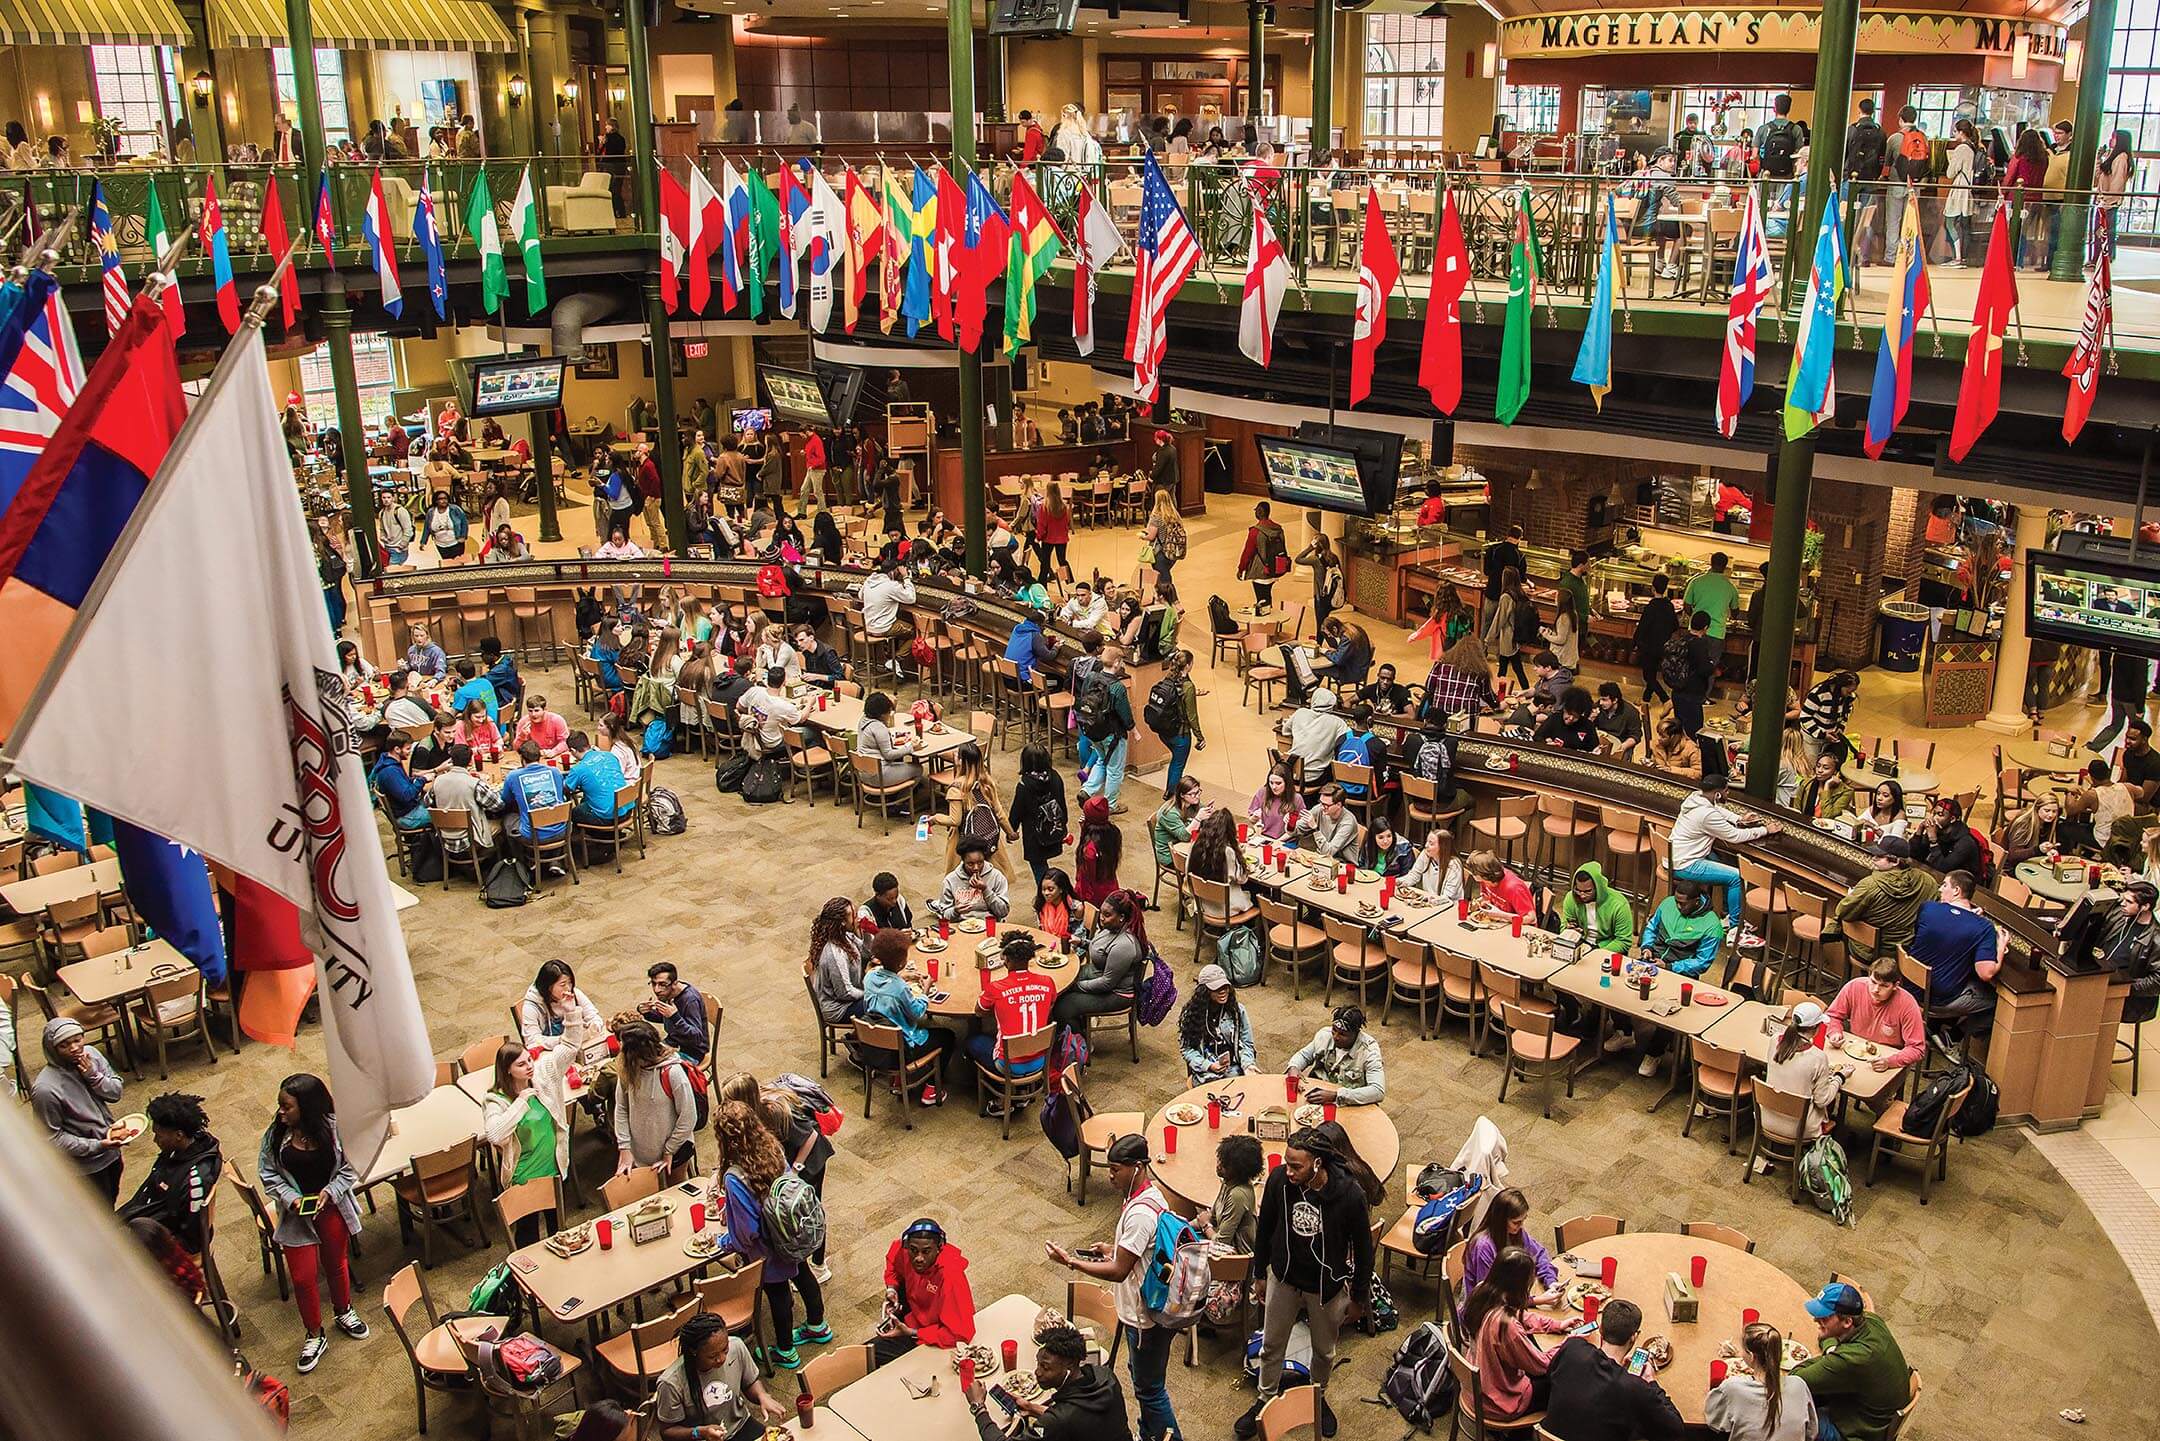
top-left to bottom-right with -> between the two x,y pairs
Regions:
1460,1188 -> 1562,1305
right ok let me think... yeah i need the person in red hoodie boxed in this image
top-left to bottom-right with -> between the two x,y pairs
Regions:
873,1218 -> 976,1367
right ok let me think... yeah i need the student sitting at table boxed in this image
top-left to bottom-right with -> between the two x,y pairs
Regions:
875,1217 -> 977,1366
1058,580 -> 1109,632
1361,820 -> 1414,878
1832,835 -> 1933,964
1636,877 -> 1725,979
382,670 -> 435,730
452,697 -> 502,756
518,959 -> 607,1052
256,1074 -> 370,1374
862,928 -> 959,1102
1534,685 -> 1602,752
1179,962 -> 1258,1087
1461,1247 -> 1573,1422
1034,869 -> 1084,945
404,622 -> 447,678
1847,778 -> 1910,840
793,624 -> 848,689
475,637 -> 521,711
369,732 -> 433,835
1703,1320 -> 1815,1441
480,522 -> 530,563
654,1311 -> 791,1440
1561,862 -> 1636,951
1050,889 -> 1149,1028
1823,956 -> 1927,1093
1789,1282 -> 1910,1441
810,898 -> 870,1026
562,730 -> 633,824
511,697 -> 568,761
1642,708 -> 1701,774
1285,1006 -> 1386,1105
964,1322 -> 1132,1441
861,872 -> 915,933
479,1041 -> 572,1245
1459,1187 -> 1561,1307
928,838 -> 1013,922
1998,795 -> 2065,870
1334,702 -> 1394,804
1150,776 -> 1206,871
1291,783 -> 1361,861
1763,1003 -> 1843,1143
1465,850 -> 1536,918
1247,763 -> 1305,841
1404,829 -> 1466,905
1791,749 -> 1854,823
410,710 -> 457,773
118,1092 -> 222,1255
1591,682 -> 1646,760
1543,1298 -> 1687,1441
1360,662 -> 1413,716
449,657 -> 500,724
969,934 -> 1059,1094
498,740 -> 570,844
424,745 -> 500,856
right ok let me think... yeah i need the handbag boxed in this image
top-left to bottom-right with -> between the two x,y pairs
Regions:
1137,539 -> 1157,565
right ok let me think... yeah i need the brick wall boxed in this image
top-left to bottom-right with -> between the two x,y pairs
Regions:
1884,486 -> 1932,597
1807,479 -> 1895,669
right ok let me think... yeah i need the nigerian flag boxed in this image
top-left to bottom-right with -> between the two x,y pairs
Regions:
466,170 -> 505,315
747,167 -> 780,322
509,164 -> 546,314
1496,187 -> 1545,427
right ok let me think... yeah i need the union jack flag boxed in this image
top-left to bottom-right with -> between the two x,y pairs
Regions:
0,270 -> 86,513
90,182 -> 128,338
1715,189 -> 1774,439
1124,150 -> 1199,403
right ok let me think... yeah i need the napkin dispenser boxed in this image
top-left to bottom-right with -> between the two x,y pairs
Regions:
1663,1272 -> 1699,1324
1550,928 -> 1585,965
627,1198 -> 673,1246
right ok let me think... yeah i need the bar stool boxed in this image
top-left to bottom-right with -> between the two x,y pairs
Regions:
1738,856 -> 1790,953
505,587 -> 560,665
1468,795 -> 1537,871
1533,797 -> 1599,885
453,589 -> 495,660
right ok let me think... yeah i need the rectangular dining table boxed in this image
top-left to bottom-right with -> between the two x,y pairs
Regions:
362,1083 -> 485,1186
0,856 -> 124,913
507,1179 -> 747,1343
55,938 -> 193,1008
825,1293 -> 1047,1440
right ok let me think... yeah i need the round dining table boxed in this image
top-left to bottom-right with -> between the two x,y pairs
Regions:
1142,1073 -> 1401,1212
1539,1232 -> 1820,1427
2012,858 -> 2116,907
903,922 -> 1081,1020
2004,738 -> 2092,776
1840,760 -> 1937,796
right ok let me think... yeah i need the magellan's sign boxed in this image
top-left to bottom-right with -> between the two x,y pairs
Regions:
1499,9 -> 2069,61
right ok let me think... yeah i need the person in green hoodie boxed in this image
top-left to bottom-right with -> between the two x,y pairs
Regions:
1790,1281 -> 1909,1441
1831,836 -> 1933,962
1560,862 -> 1635,951
1637,879 -> 1726,978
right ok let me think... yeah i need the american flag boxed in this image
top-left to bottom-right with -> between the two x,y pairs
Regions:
0,272 -> 86,510
1124,150 -> 1199,402
1715,189 -> 1773,439
89,182 -> 128,338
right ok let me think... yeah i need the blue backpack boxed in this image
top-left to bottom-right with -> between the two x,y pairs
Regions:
1412,1172 -> 1483,1256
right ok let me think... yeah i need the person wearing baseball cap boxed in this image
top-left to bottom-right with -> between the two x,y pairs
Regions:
1762,1001 -> 1844,1144
1830,832 -> 1930,964
1177,963 -> 1256,1087
1047,1133 -> 1182,1441
1791,1281 -> 1909,1441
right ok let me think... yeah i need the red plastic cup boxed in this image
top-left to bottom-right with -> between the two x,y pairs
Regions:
1162,1124 -> 1177,1155
1680,981 -> 1694,1005
1238,822 -> 1249,844
928,957 -> 940,983
1337,871 -> 1348,894
938,919 -> 951,940
1609,954 -> 1624,976
605,1034 -> 621,1055
1510,913 -> 1524,938
1582,1293 -> 1601,1324
1285,1074 -> 1301,1102
1457,898 -> 1470,922
596,1218 -> 613,1250
1001,1339 -> 1020,1372
1323,1102 -> 1337,1123
1711,1359 -> 1728,1386
1742,1307 -> 1760,1327
986,916 -> 998,937
1690,1254 -> 1708,1287
1600,1256 -> 1617,1287
2090,863 -> 2102,885
799,1392 -> 816,1429
1278,853 -> 1289,875
691,1201 -> 707,1231
1207,1099 -> 1221,1128
959,1354 -> 975,1392
1268,1152 -> 1283,1170
1260,842 -> 1273,867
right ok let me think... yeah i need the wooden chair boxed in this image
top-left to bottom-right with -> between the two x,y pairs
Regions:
29,851 -> 82,875
1468,795 -> 1537,869
1330,761 -> 1381,831
1185,1251 -> 1254,1365
573,782 -> 646,872
1738,855 -> 1789,948
512,803 -> 578,892
853,1018 -> 948,1129
1057,1069 -> 1143,1206
802,1343 -> 874,1405
1744,1087 -> 1812,1202
1681,1037 -> 1755,1154
851,753 -> 917,833
703,696 -> 743,759
1554,1215 -> 1626,1253
1867,1072 -> 1973,1204
21,977 -> 128,1073
493,1175 -> 562,1246
1533,797 -> 1600,879
1257,894 -> 1327,998
223,1162 -> 290,1300
392,1137 -> 491,1269
970,1023 -> 1057,1140
41,894 -> 104,969
1447,1329 -> 1546,1437
1496,1001 -> 1581,1118
382,1261 -> 506,1434
132,971 -> 218,1080
1257,1384 -> 1318,1440
1065,1279 -> 1124,1364
784,727 -> 840,805
427,809 -> 489,890
1402,773 -> 1468,843
1680,1221 -> 1755,1253
1432,944 -> 1482,1045
1380,933 -> 1441,1038
457,1034 -> 507,1078
1322,915 -> 1384,1009
1082,987 -> 1142,1065
694,1264 -> 765,1357
1476,967 -> 1551,1059
1886,1368 -> 1925,1440
594,1295 -> 698,1402
602,1166 -> 662,1212
1186,874 -> 1259,965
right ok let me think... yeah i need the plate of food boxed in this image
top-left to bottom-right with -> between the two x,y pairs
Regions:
112,1112 -> 150,1145
957,917 -> 987,934
1292,1103 -> 1326,1129
1560,1277 -> 1611,1311
1307,874 -> 1337,892
1782,1339 -> 1813,1367
1164,1102 -> 1206,1126
1004,1371 -> 1045,1401
1354,868 -> 1381,884
951,1342 -> 996,1374
544,1225 -> 593,1258
1356,901 -> 1382,919
1396,889 -> 1433,907
1841,1037 -> 1880,1061
916,937 -> 949,954
1694,993 -> 1730,1007
1037,953 -> 1071,970
684,1233 -> 724,1260
1640,1335 -> 1673,1369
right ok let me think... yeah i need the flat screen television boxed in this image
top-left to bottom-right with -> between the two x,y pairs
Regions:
762,367 -> 833,427
2027,536 -> 2160,659
460,355 -> 567,416
732,407 -> 773,433
812,362 -> 868,428
1296,423 -> 1403,514
1255,434 -> 1373,517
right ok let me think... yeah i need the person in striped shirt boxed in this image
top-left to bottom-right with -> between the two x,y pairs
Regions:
1798,671 -> 1861,765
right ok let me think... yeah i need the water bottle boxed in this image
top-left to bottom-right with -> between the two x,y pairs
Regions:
915,815 -> 931,842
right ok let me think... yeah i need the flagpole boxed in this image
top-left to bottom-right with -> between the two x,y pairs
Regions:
17,206 -> 81,278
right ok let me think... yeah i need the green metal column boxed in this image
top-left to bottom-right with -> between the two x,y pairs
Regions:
321,279 -> 378,580
984,37 -> 1006,122
1312,0 -> 1335,155
511,20 -> 538,158
1248,2 -> 1266,125
178,3 -> 227,162
1743,0 -> 1859,802
2053,0 -> 2121,281
644,283 -> 686,549
949,0 -> 986,577
622,0 -> 658,229
282,0 -> 325,200
529,410 -> 561,543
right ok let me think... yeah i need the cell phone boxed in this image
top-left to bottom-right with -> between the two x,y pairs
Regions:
557,1296 -> 582,1314
293,1194 -> 323,1217
987,1385 -> 1018,1416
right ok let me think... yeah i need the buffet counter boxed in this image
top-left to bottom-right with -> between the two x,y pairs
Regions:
929,425 -> 1207,519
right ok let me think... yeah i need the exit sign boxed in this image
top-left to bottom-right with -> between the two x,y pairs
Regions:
683,341 -> 709,359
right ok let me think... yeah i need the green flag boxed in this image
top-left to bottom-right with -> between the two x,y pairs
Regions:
747,168 -> 780,322
1495,188 -> 1545,427
508,164 -> 546,314
1003,171 -> 1060,357
466,170 -> 505,315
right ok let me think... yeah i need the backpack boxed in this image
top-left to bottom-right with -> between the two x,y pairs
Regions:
1953,1069 -> 1999,1137
1379,1322 -> 1459,1430
1512,598 -> 1543,646
1758,118 -> 1800,176
772,1072 -> 844,1135
1218,923 -> 1263,988
740,757 -> 786,804
1659,629 -> 1695,690
1844,118 -> 1886,179
1158,518 -> 1189,562
1077,674 -> 1122,743
662,1060 -> 710,1131
1898,126 -> 1933,179
482,856 -> 534,908
642,716 -> 673,760
1410,733 -> 1453,785
1246,1324 -> 1311,1386
1411,1171 -> 1483,1256
1966,825 -> 1996,887
1798,1134 -> 1854,1226
472,1328 -> 566,1393
1133,1196 -> 1211,1330
1365,1279 -> 1400,1335
645,787 -> 686,836
233,1355 -> 291,1430
1143,676 -> 1188,742
1136,945 -> 1178,1027
1903,1064 -> 1966,1137
714,753 -> 752,793
468,1262 -> 518,1314
1208,594 -> 1237,636
763,1170 -> 828,1262
756,563 -> 791,599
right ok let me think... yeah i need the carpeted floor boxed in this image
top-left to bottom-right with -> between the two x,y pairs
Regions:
85,657 -> 2160,1441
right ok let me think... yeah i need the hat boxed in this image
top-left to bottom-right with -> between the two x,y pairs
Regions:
1805,1282 -> 1865,1318
1310,688 -> 1337,711
1105,1133 -> 1151,1166
1154,428 -> 1171,442
1195,963 -> 1232,993
1869,835 -> 1910,861
1791,1001 -> 1826,1030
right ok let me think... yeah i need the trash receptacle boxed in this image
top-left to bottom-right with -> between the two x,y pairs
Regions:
1876,601 -> 1929,672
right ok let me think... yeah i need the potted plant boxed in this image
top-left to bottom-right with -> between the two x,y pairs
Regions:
87,115 -> 124,161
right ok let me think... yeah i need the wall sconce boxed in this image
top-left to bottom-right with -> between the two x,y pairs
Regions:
1480,42 -> 1497,80
608,82 -> 627,106
507,74 -> 528,108
2065,38 -> 2084,73
2011,32 -> 2031,80
75,100 -> 94,124
558,80 -> 579,106
191,69 -> 213,107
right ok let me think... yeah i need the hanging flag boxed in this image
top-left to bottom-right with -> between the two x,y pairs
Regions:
905,166 -> 937,337
1864,190 -> 1932,459
879,167 -> 910,334
90,182 -> 128,338
1350,187 -> 1401,407
466,170 -> 506,316
1072,186 -> 1121,359
362,168 -> 403,319
413,170 -> 448,320
509,164 -> 545,316
933,164 -> 964,342
1715,189 -> 1773,438
1,309 -> 436,1168
1418,185 -> 1469,414
804,166 -> 847,333
714,160 -> 748,313
313,171 -> 338,268
843,166 -> 883,333
1238,198 -> 1289,368
203,176 -> 238,333
143,182 -> 186,338
954,168 -> 1010,354
1948,205 -> 2020,463
1125,150 -> 1200,403
113,825 -> 229,987
1572,194 -> 1618,411
658,169 -> 689,314
0,269 -> 86,520
1494,188 -> 1545,426
19,785 -> 107,851
1007,172 -> 1067,358
778,162 -> 805,320
747,167 -> 781,324
1781,182 -> 1846,440
259,176 -> 301,327
2063,250 -> 2113,444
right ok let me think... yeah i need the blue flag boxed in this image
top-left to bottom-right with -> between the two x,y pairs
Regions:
23,782 -> 104,851
1571,195 -> 1617,411
0,269 -> 85,517
415,171 -> 448,319
1783,182 -> 1846,440
111,823 -> 229,985
904,166 -> 936,336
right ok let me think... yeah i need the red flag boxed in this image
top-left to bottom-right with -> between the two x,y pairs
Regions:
1948,206 -> 2019,463
1419,186 -> 1469,414
934,164 -> 963,342
1351,188 -> 1400,406
658,168 -> 689,314
957,171 -> 1012,355
259,175 -> 301,326
2063,250 -> 2112,444
211,862 -> 317,1047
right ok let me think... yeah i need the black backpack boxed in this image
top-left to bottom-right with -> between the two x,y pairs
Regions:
1953,1069 -> 1999,1137
482,856 -> 534,908
740,757 -> 786,804
1512,599 -> 1542,647
1143,676 -> 1187,741
1208,594 -> 1237,637
714,753 -> 753,793
1659,629 -> 1696,691
1844,118 -> 1886,180
1758,118 -> 1800,177
1903,1063 -> 1976,1138
1077,674 -> 1122,742
1379,1322 -> 1458,1430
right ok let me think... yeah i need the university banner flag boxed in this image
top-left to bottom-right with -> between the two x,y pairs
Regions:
143,182 -> 186,337
1072,186 -> 1121,358
413,170 -> 448,319
1419,185 -> 1469,414
657,168 -> 688,314
509,165 -> 546,315
2063,250 -> 2113,444
1495,188 -> 1545,426
259,175 -> 301,327
1125,150 -> 1199,402
3,319 -> 436,1171
1238,198 -> 1289,368
1350,186 -> 1400,406
1782,182 -> 1846,440
1716,189 -> 1773,437
91,181 -> 128,337
1864,189 -> 1931,459
1572,194 -> 1618,411
1948,205 -> 2019,463
204,176 -> 238,332
362,168 -> 403,319
467,170 -> 506,316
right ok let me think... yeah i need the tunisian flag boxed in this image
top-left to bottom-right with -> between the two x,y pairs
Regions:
1350,187 -> 1399,406
1947,206 -> 2019,463
1419,186 -> 1470,413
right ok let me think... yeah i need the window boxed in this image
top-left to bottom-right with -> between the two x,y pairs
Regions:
90,45 -> 183,157
298,334 -> 398,429
275,49 -> 351,146
1907,86 -> 1965,141
2107,0 -> 2160,237
1682,88 -> 1783,142
373,51 -> 480,130
1362,14 -> 1448,143
1500,83 -> 1560,136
